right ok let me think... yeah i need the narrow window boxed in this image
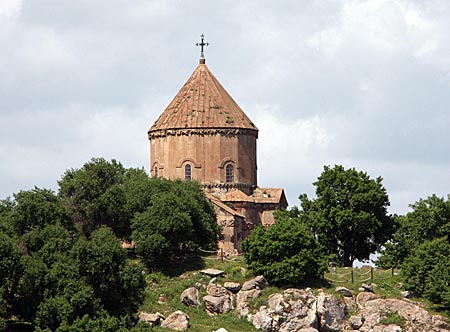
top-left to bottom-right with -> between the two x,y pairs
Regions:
226,164 -> 234,183
154,166 -> 158,177
185,164 -> 191,180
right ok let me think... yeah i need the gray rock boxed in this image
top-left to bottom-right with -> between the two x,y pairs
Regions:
349,315 -> 364,329
180,287 -> 200,307
242,275 -> 269,291
207,283 -> 229,297
203,294 -> 233,315
236,289 -> 261,317
336,286 -> 353,297
138,312 -> 165,326
213,329 -> 229,332
400,290 -> 418,299
224,281 -> 241,293
356,292 -> 380,308
317,293 -> 346,332
200,269 -> 224,277
361,283 -> 374,293
250,289 -> 318,332
160,311 -> 189,330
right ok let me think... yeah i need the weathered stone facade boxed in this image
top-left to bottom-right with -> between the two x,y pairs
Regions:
148,55 -> 287,252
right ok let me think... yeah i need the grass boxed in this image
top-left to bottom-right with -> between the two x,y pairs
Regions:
138,257 -> 449,331
379,311 -> 406,327
139,253 -> 258,332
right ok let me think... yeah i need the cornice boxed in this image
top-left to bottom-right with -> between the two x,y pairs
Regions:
148,127 -> 258,140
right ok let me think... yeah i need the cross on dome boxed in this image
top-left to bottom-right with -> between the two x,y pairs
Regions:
196,33 -> 209,64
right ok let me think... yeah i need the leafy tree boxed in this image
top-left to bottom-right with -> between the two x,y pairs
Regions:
402,237 -> 450,306
73,226 -> 146,317
131,179 -> 219,269
0,232 -> 21,319
58,158 -> 129,238
242,210 -> 327,285
299,165 -> 394,267
9,187 -> 73,236
0,184 -> 146,331
378,194 -> 450,267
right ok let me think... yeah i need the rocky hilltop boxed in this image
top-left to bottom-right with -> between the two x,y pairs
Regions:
140,274 -> 450,332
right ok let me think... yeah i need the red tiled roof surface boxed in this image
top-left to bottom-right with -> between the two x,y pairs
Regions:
220,188 -> 286,204
149,63 -> 258,132
205,192 -> 245,217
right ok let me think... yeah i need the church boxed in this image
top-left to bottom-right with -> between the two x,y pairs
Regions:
148,35 -> 287,253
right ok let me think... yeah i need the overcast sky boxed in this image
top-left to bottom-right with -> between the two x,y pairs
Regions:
1,0 -> 449,214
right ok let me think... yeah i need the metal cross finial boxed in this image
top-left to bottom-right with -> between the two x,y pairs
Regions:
196,33 -> 209,59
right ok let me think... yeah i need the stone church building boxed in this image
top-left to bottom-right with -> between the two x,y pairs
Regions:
148,38 -> 287,252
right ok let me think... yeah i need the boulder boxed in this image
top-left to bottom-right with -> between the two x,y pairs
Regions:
213,329 -> 229,332
357,298 -> 450,332
160,310 -> 189,330
224,281 -> 241,293
317,293 -> 346,332
236,289 -> 261,317
203,294 -> 233,315
207,283 -> 229,297
250,288 -> 318,332
348,315 -> 364,329
138,312 -> 165,326
400,290 -> 418,299
343,296 -> 358,311
361,283 -> 374,293
356,292 -> 380,308
200,269 -> 224,277
241,275 -> 269,291
336,286 -> 353,297
180,287 -> 200,307
370,324 -> 402,332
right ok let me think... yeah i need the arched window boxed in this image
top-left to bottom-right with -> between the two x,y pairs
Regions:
154,166 -> 158,178
226,164 -> 234,183
185,164 -> 191,181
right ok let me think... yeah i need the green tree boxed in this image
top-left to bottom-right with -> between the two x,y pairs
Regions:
402,237 -> 450,306
73,226 -> 146,317
242,210 -> 327,285
299,165 -> 394,267
131,179 -> 219,269
0,232 -> 21,320
58,158 -> 129,238
9,187 -> 73,236
378,194 -> 450,267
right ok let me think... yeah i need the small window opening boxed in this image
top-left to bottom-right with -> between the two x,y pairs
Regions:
226,164 -> 234,183
154,166 -> 158,177
185,164 -> 192,180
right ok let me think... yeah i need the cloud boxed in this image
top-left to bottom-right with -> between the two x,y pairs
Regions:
0,0 -> 449,216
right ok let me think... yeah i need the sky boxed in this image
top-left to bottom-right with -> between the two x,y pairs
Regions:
1,0 -> 449,215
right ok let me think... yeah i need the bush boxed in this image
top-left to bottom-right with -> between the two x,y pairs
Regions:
242,213 -> 327,285
402,237 -> 450,306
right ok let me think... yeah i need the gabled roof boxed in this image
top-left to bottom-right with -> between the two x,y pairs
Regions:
149,63 -> 258,133
220,188 -> 288,206
205,192 -> 245,218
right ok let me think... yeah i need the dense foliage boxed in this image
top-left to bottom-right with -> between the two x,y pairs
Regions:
0,188 -> 145,331
299,165 -> 394,266
0,158 -> 219,331
131,180 -> 219,268
378,195 -> 450,307
378,194 -> 450,267
242,210 -> 327,285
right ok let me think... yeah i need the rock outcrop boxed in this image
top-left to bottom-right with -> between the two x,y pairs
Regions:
180,287 -> 200,307
160,311 -> 190,330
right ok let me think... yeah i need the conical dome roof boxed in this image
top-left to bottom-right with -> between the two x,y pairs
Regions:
149,62 -> 258,135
